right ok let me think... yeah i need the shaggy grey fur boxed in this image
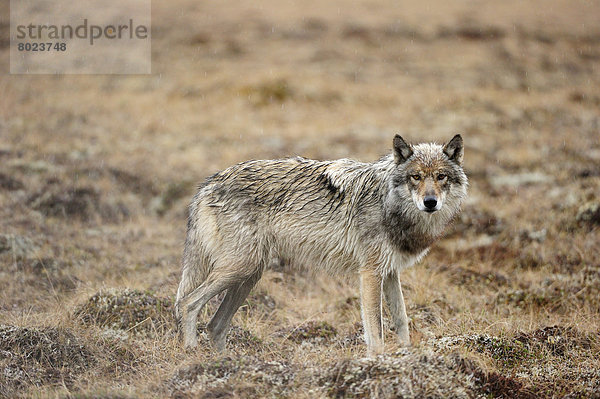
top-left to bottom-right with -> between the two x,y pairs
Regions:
176,134 -> 467,355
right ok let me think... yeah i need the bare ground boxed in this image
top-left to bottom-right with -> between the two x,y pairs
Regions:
1,0 -> 599,397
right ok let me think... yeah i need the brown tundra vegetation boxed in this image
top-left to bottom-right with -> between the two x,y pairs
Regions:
1,0 -> 599,397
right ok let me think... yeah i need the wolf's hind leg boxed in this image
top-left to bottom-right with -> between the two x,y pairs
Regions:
179,277 -> 232,349
207,270 -> 262,351
359,268 -> 384,356
383,272 -> 410,346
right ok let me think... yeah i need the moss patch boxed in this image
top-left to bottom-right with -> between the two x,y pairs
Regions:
74,289 -> 174,336
167,356 -> 295,398
0,325 -> 94,396
324,349 -> 481,399
278,321 -> 337,344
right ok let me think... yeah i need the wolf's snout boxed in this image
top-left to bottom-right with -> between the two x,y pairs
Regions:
423,196 -> 437,212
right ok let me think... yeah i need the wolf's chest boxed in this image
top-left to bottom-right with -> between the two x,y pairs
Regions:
383,222 -> 438,255
378,249 -> 429,276
381,206 -> 449,254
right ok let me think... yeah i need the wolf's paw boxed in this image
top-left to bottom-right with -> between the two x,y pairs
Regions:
397,330 -> 411,347
209,333 -> 227,353
366,343 -> 385,357
183,334 -> 198,349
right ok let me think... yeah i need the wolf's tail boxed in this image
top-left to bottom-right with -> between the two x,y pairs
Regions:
174,214 -> 213,325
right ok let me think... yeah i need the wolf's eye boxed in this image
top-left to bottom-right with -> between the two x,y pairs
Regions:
411,175 -> 421,181
437,174 -> 447,181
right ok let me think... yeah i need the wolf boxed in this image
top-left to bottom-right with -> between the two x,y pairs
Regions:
175,134 -> 467,356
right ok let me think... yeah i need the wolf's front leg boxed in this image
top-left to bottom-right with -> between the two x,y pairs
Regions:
359,268 -> 384,356
383,272 -> 410,346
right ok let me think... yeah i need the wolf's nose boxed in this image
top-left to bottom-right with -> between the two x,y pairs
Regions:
424,196 -> 437,210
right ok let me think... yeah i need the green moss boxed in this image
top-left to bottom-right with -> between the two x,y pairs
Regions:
467,335 -> 532,367
241,79 -> 294,106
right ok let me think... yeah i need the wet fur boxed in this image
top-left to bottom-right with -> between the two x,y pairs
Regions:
175,135 -> 468,355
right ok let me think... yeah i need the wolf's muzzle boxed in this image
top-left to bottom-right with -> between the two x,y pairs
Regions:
423,196 -> 438,212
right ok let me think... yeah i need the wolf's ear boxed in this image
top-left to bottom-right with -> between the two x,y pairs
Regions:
393,135 -> 413,164
443,134 -> 464,165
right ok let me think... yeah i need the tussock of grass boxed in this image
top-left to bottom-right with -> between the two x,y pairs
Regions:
0,325 -> 94,397
167,357 -> 295,398
74,289 -> 174,336
277,321 -> 338,344
240,79 -> 295,106
0,234 -> 39,258
28,183 -> 130,223
576,201 -> 600,227
324,348 -> 482,398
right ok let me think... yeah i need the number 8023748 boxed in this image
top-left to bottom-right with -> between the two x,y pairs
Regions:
17,42 -> 67,51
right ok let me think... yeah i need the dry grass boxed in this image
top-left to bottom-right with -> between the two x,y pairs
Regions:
1,0 -> 600,397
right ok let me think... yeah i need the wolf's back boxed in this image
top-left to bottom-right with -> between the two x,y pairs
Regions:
177,156 -> 385,299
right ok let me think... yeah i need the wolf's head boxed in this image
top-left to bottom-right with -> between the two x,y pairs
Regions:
387,134 -> 468,218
